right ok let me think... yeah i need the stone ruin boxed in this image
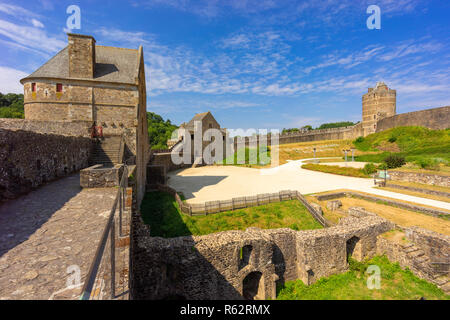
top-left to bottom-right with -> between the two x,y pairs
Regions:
131,211 -> 395,300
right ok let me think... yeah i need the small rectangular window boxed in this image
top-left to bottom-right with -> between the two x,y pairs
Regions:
32,83 -> 36,92
56,83 -> 63,92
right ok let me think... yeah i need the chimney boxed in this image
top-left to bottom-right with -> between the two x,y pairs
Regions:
68,33 -> 96,79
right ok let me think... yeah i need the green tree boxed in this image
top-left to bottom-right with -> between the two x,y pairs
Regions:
301,125 -> 313,131
0,92 -> 24,118
317,121 -> 355,130
147,112 -> 178,149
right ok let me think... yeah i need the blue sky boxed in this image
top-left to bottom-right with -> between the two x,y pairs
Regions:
0,0 -> 449,130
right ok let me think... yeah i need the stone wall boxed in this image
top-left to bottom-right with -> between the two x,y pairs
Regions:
0,118 -> 91,137
376,227 -> 449,292
233,123 -> 364,149
405,227 -> 450,264
80,164 -> 124,188
0,128 -> 92,201
376,106 -> 450,132
389,170 -> 450,187
130,212 -> 393,300
150,152 -> 190,173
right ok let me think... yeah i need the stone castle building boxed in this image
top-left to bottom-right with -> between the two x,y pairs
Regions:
362,82 -> 397,135
19,33 -> 150,204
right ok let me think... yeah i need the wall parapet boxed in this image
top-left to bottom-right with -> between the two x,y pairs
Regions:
0,118 -> 91,137
80,164 -> 124,188
0,128 -> 92,202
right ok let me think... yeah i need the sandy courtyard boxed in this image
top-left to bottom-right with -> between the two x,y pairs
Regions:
168,159 -> 450,211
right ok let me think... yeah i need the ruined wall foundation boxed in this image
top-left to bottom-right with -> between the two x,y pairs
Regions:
131,211 -> 393,300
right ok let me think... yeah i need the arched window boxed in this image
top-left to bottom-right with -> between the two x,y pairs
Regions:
239,245 -> 252,270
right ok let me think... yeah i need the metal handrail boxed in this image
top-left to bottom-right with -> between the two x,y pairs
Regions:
80,164 -> 129,300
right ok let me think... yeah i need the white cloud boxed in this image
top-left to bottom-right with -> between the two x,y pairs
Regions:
0,19 -> 65,56
0,66 -> 27,93
0,3 -> 39,19
31,19 -> 44,28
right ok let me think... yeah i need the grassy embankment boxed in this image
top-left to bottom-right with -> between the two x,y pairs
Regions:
301,163 -> 371,178
140,191 -> 322,238
301,127 -> 450,178
276,255 -> 449,300
354,126 -> 450,167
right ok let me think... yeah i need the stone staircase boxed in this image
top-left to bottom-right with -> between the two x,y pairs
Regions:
402,243 -> 449,294
89,136 -> 122,167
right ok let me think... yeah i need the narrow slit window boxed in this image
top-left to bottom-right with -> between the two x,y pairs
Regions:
56,83 -> 63,93
32,83 -> 36,92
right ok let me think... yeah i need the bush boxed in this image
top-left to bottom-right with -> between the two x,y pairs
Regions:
355,136 -> 364,143
384,155 -> 406,169
414,158 -> 440,170
378,163 -> 388,170
388,136 -> 397,143
362,163 -> 377,175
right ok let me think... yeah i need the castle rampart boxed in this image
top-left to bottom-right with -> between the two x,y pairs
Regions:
376,106 -> 450,132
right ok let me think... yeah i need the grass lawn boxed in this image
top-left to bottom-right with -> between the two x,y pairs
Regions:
140,191 -> 323,238
301,163 -> 371,178
354,126 -> 450,167
276,255 -> 449,300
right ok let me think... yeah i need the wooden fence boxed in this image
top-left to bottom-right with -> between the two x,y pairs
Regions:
154,184 -> 330,227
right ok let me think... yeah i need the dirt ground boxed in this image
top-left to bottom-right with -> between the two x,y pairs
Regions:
312,196 -> 450,235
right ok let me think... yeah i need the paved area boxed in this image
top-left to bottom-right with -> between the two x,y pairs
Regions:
0,174 -> 117,300
168,158 -> 450,211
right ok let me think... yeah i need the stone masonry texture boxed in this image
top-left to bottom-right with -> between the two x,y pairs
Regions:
0,128 -> 92,202
131,211 -> 394,300
0,173 -> 117,300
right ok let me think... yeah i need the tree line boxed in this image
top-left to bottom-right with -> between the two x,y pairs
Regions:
282,121 -> 356,134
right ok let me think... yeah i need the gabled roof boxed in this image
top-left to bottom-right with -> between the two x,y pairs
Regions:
21,45 -> 140,84
185,112 -> 210,128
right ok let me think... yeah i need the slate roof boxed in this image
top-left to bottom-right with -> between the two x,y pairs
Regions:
185,112 -> 210,129
21,45 -> 140,84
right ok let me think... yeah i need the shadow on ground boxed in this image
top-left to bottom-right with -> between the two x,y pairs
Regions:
0,173 -> 82,257
167,174 -> 227,200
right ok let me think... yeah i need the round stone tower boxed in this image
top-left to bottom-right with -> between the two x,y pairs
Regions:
362,82 -> 396,135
